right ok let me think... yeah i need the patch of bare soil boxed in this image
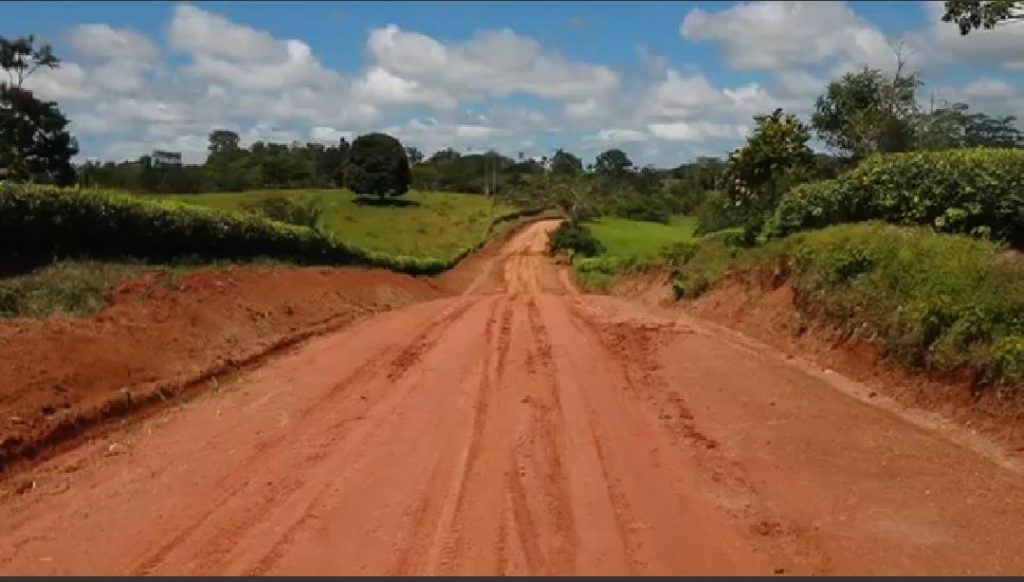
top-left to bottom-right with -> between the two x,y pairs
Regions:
3,222 -> 1024,575
0,214 -> 552,473
632,269 -> 1024,452
0,265 -> 441,472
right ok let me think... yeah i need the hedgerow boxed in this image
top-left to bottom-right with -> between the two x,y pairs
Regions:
0,183 -> 536,275
765,148 -> 1024,244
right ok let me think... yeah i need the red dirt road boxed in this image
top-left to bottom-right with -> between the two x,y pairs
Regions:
2,220 -> 1024,575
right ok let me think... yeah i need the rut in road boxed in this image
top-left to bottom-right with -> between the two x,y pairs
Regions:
3,220 -> 1024,576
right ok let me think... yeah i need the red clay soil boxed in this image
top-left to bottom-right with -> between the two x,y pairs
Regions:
681,272 -> 1024,451
0,216 -> 540,473
0,265 -> 442,472
2,221 -> 1024,575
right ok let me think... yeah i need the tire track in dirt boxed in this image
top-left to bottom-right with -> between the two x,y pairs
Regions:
520,296 -> 580,573
564,301 -> 831,575
7,220 -> 1024,575
544,298 -> 647,573
234,297 -> 500,576
128,298 -> 482,575
425,266 -> 529,574
388,295 -> 507,575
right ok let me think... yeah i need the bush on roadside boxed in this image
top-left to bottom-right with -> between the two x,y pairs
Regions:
240,195 -> 325,231
0,182 -> 367,266
765,148 -> 1024,244
674,222 -> 1024,388
548,221 -> 605,257
0,182 -> 536,275
694,190 -> 746,235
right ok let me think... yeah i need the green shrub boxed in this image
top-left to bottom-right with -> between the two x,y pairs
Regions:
572,256 -> 634,292
0,182 -> 367,266
766,148 -> 1024,244
674,222 -> 1024,387
548,221 -> 605,257
660,240 -> 702,267
694,190 -> 745,235
240,195 -> 325,230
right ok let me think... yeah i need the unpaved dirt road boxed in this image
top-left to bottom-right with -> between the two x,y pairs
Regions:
2,220 -> 1024,575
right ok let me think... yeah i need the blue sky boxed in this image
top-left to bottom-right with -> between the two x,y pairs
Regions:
6,1 -> 1023,166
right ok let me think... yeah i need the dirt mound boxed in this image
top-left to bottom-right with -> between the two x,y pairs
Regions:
0,265 -> 441,472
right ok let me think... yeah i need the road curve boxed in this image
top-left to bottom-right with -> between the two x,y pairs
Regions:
2,220 -> 1023,575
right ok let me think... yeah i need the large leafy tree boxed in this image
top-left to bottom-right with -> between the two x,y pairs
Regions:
943,0 -> 1023,34
0,35 -> 78,185
344,132 -> 411,198
593,148 -> 634,181
550,148 -> 583,176
203,130 -> 252,191
812,66 -> 920,160
724,108 -> 813,217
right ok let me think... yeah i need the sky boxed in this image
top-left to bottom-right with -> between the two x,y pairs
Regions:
5,1 -> 1024,166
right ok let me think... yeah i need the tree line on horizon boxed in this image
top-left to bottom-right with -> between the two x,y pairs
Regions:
2,1 -> 1023,205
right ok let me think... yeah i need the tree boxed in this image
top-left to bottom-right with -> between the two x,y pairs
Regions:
965,111 -> 1024,147
943,0 -> 1023,34
404,146 -> 423,165
0,35 -> 78,185
593,148 -> 634,181
812,67 -> 919,160
550,148 -> 583,176
203,130 -> 251,191
344,132 -> 411,198
207,130 -> 241,158
544,174 -> 599,223
914,101 -> 1023,150
429,148 -> 461,163
724,108 -> 813,217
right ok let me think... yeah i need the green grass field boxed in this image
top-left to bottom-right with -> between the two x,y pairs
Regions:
569,216 -> 699,292
159,189 -> 517,260
587,216 -> 699,259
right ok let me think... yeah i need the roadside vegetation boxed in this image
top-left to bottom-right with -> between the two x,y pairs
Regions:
536,4 -> 1024,389
161,189 -> 516,260
3,2 -> 1024,390
671,223 -> 1024,388
0,261 -> 171,318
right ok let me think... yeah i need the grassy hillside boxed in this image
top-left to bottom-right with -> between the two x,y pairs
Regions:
587,216 -> 699,259
568,216 -> 699,291
160,189 -> 516,259
0,183 -> 526,318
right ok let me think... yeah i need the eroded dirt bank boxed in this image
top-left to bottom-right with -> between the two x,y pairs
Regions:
0,217 -> 538,473
1,222 -> 1024,575
0,266 -> 442,472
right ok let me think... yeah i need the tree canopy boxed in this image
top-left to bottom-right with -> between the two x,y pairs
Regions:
550,149 -> 584,176
0,35 -> 78,185
344,132 -> 411,198
725,108 -> 813,216
594,148 -> 634,181
812,67 -> 919,160
942,0 -> 1023,34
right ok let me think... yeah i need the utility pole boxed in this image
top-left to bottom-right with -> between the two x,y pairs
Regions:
484,153 -> 491,197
